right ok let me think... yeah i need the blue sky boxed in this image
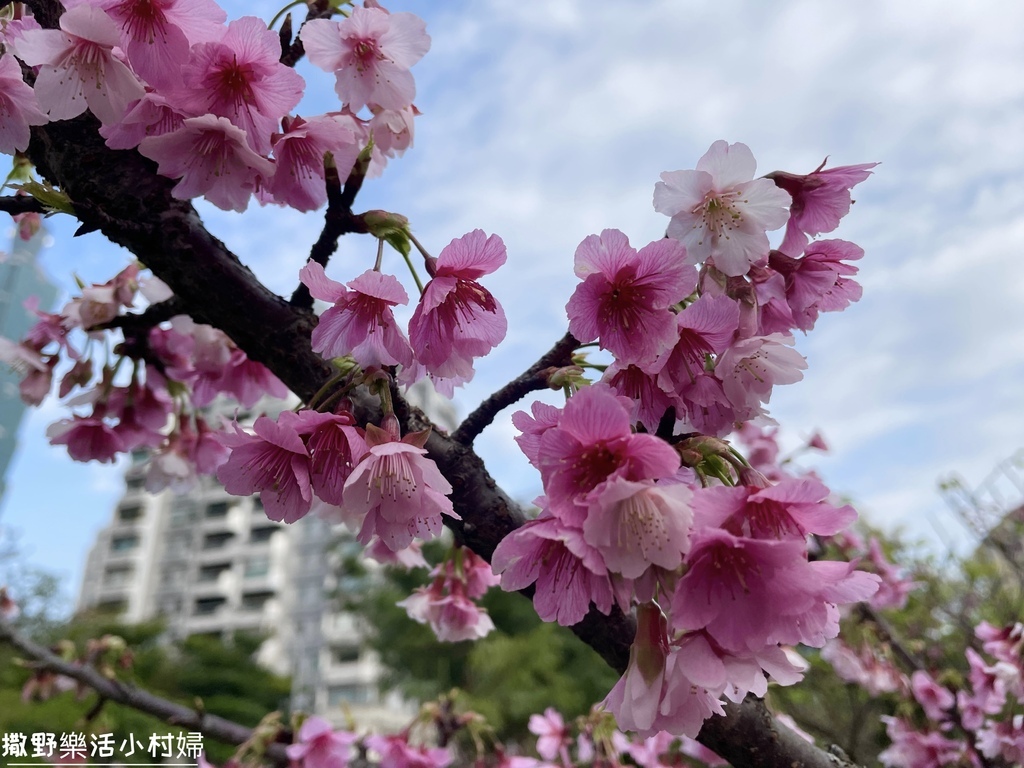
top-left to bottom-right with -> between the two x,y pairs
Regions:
3,0 -> 1024,605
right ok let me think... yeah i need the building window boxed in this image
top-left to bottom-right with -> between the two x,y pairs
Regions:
198,563 -> 232,582
250,526 -> 278,544
110,535 -> 139,552
125,475 -> 146,491
205,501 -> 230,519
169,502 -> 197,528
243,555 -> 270,579
104,565 -> 133,587
97,598 -> 128,615
117,505 -> 143,523
193,597 -> 226,616
331,644 -> 360,664
202,532 -> 234,550
327,684 -> 372,707
240,591 -> 273,612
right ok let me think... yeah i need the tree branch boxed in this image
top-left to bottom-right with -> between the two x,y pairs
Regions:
289,159 -> 371,309
0,619 -> 289,765
451,332 -> 579,446
0,196 -> 48,215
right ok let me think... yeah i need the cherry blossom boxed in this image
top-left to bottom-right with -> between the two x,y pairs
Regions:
300,262 -> 414,369
14,5 -> 145,124
654,140 -> 791,277
178,16 -> 303,155
138,114 -> 275,211
0,54 -> 48,154
268,115 -> 360,211
340,423 -> 458,551
408,230 -> 507,386
300,6 -> 430,111
769,160 -> 878,256
217,413 -> 313,524
491,514 -> 615,627
285,715 -> 357,768
566,230 -> 694,368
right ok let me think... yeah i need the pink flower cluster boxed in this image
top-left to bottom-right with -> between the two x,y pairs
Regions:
217,410 -> 456,552
398,547 -> 499,642
283,716 -> 450,768
492,382 -> 878,738
489,142 -> 880,738
570,144 -> 873,439
0,265 -> 287,485
1,1 -> 429,211
300,229 -> 507,396
879,622 -> 1024,767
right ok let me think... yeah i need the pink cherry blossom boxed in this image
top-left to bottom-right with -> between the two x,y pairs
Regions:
210,350 -> 289,408
671,528 -> 877,652
139,114 -> 274,211
99,92 -> 188,150
566,230 -> 695,368
408,230 -> 507,385
178,16 -> 303,154
47,416 -> 125,463
217,413 -> 313,524
300,262 -> 414,369
340,424 -> 457,551
364,734 -> 450,768
268,115 -> 360,211
878,717 -> 966,768
0,338 -> 51,404
603,603 -> 671,734
15,5 -> 145,125
820,639 -> 906,696
534,385 -> 680,523
285,715 -> 357,768
97,0 -> 226,91
291,410 -> 366,506
715,333 -> 807,421
654,141 -> 791,277
769,160 -> 877,257
910,671 -> 955,723
0,53 -> 48,154
582,478 -> 694,579
510,400 -> 562,469
602,361 -> 674,434
656,294 -> 739,396
491,513 -> 615,627
528,708 -> 571,764
300,7 -> 430,111
694,476 -> 856,541
768,239 -> 864,331
398,575 -> 494,643
369,104 -> 417,162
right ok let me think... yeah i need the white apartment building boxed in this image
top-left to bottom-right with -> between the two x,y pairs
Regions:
77,384 -> 457,728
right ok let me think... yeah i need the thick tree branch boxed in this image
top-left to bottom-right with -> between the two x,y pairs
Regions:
451,332 -> 580,446
0,195 -> 48,215
24,101 -> 863,768
0,619 -> 289,765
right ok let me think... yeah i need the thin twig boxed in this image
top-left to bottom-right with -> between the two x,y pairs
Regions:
0,619 -> 289,766
289,162 -> 371,309
90,297 -> 186,332
451,332 -> 579,446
